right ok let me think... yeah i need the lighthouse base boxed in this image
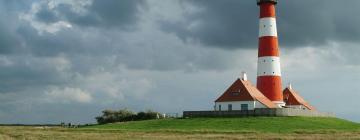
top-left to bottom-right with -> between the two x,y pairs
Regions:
272,101 -> 286,108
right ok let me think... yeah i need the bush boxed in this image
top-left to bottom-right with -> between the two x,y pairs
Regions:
95,109 -> 136,124
135,110 -> 162,121
96,109 -> 163,124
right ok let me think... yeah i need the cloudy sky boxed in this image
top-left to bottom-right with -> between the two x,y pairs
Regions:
0,0 -> 359,124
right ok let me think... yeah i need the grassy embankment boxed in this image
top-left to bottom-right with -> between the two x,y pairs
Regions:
86,117 -> 360,133
0,117 -> 360,139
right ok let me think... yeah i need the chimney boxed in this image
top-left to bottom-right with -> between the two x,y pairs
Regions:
288,83 -> 292,90
241,72 -> 248,81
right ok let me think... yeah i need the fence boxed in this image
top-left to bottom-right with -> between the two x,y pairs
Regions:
183,108 -> 335,118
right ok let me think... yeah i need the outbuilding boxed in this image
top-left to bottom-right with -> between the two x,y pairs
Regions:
283,85 -> 315,110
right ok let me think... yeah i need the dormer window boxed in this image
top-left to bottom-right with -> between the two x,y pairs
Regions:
231,92 -> 240,96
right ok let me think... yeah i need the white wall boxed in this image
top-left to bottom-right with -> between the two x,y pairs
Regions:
285,105 -> 308,110
214,101 -> 267,111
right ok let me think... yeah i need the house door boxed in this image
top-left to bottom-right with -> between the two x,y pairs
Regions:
228,104 -> 232,111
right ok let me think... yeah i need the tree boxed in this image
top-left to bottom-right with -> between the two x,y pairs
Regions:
95,109 -> 163,124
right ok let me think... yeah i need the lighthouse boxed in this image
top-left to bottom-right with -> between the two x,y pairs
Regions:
256,0 -> 284,107
211,0 -> 316,112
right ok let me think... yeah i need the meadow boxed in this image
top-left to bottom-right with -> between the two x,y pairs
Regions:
1,117 -> 360,140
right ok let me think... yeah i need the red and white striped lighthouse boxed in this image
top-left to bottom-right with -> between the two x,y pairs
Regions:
256,0 -> 284,107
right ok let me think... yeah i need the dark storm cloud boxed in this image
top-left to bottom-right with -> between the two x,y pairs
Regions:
35,6 -> 59,23
87,0 -> 146,27
14,0 -> 147,57
161,0 -> 257,49
0,0 -> 27,54
17,25 -> 86,57
0,23 -> 19,54
1,0 -> 136,54
161,0 -> 360,49
0,58 -> 68,93
0,0 -> 30,11
35,0 -> 146,28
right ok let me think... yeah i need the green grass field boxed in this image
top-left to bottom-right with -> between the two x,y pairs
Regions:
1,117 -> 360,139
86,117 -> 360,133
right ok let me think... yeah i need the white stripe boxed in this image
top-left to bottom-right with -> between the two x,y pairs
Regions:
257,56 -> 281,76
259,17 -> 277,37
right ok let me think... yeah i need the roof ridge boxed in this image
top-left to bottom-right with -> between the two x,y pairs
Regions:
241,80 -> 276,108
239,80 -> 257,100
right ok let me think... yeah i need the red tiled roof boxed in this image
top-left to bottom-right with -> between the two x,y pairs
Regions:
283,88 -> 316,110
215,79 -> 276,108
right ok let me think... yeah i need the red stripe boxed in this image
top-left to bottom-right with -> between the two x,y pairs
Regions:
256,76 -> 283,102
257,1 -> 282,103
258,36 -> 279,57
260,3 -> 276,18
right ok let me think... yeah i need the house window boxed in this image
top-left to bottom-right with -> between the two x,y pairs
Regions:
231,92 -> 240,96
228,104 -> 232,111
219,105 -> 222,111
241,104 -> 248,110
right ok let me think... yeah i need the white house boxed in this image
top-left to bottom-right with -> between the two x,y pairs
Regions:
214,74 -> 277,111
